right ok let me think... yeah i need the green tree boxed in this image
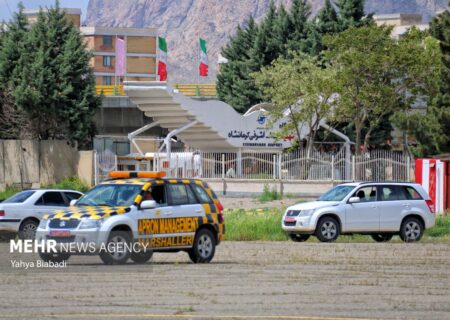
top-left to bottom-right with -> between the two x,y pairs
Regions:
0,3 -> 31,139
337,0 -> 373,29
254,53 -> 338,157
217,0 -> 375,114
316,0 -> 340,35
274,4 -> 291,56
312,0 -> 341,57
324,26 -> 441,154
252,1 -> 281,66
217,16 -> 262,113
12,1 -> 100,147
420,4 -> 450,155
286,0 -> 313,53
0,2 -> 27,88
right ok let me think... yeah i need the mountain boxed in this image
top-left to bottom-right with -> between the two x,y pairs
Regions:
85,0 -> 449,83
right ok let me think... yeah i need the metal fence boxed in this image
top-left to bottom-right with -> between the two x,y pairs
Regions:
95,150 -> 117,184
104,149 -> 414,183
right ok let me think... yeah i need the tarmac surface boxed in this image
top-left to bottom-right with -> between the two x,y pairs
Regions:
1,241 -> 449,320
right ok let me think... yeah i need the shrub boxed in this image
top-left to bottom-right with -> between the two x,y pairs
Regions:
425,215 -> 450,238
258,184 -> 281,202
42,176 -> 90,193
224,208 -> 288,241
0,187 -> 21,202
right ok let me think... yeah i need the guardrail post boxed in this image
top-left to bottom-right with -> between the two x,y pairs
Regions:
175,154 -> 179,178
407,156 -> 411,181
221,154 -> 225,179
278,153 -> 282,181
331,155 -> 335,182
94,150 -> 98,185
352,155 -> 356,181
273,154 -> 277,180
236,150 -> 242,178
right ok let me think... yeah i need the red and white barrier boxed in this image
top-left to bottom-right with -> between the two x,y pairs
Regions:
415,159 -> 446,213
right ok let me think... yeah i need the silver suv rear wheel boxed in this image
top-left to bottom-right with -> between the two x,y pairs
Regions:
400,218 -> 423,242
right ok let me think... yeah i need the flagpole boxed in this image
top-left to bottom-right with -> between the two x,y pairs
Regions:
114,34 -> 117,96
197,36 -> 200,95
157,35 -> 160,81
124,35 -> 127,84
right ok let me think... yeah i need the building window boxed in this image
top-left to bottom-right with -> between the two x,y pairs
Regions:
102,76 -> 112,85
103,35 -> 113,47
103,56 -> 112,67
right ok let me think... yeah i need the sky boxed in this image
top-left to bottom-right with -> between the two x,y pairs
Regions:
0,0 -> 89,22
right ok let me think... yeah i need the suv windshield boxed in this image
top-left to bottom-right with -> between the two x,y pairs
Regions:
77,184 -> 143,207
318,185 -> 355,201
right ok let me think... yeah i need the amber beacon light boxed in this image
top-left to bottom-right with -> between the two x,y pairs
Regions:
109,171 -> 167,179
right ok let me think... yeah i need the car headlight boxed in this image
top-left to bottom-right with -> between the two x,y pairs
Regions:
79,219 -> 103,229
38,219 -> 48,229
285,210 -> 300,217
299,209 -> 315,216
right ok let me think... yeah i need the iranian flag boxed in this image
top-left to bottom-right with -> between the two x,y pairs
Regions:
199,38 -> 208,77
158,36 -> 167,81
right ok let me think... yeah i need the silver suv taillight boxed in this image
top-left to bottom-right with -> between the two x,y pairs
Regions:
425,199 -> 435,214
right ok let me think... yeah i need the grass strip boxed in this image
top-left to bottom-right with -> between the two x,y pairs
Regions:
224,208 -> 450,242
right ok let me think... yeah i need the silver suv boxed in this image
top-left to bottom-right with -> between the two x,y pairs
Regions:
282,182 -> 435,242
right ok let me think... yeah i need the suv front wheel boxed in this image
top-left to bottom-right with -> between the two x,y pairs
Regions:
400,217 -> 423,242
99,231 -> 132,265
188,228 -> 216,263
39,251 -> 71,263
316,217 -> 340,242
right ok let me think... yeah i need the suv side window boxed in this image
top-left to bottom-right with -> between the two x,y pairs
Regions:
404,186 -> 422,200
191,184 -> 212,204
148,185 -> 167,206
35,192 -> 66,206
167,184 -> 197,206
352,186 -> 377,202
379,186 -> 407,201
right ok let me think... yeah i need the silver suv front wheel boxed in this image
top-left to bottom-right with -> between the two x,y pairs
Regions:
316,217 -> 340,242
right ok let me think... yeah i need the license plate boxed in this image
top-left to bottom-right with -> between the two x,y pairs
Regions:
284,217 -> 296,223
50,230 -> 71,237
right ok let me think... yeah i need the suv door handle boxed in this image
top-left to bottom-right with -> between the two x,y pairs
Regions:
371,205 -> 378,208
164,211 -> 173,215
195,209 -> 202,213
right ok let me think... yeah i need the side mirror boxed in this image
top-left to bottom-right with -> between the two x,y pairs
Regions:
70,199 -> 78,206
349,197 -> 360,204
141,200 -> 157,210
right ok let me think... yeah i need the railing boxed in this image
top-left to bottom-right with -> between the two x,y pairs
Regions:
96,85 -> 125,96
95,84 -> 217,97
107,149 -> 414,183
174,84 -> 217,97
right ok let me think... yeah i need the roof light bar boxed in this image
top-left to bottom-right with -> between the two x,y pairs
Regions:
109,171 -> 166,179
